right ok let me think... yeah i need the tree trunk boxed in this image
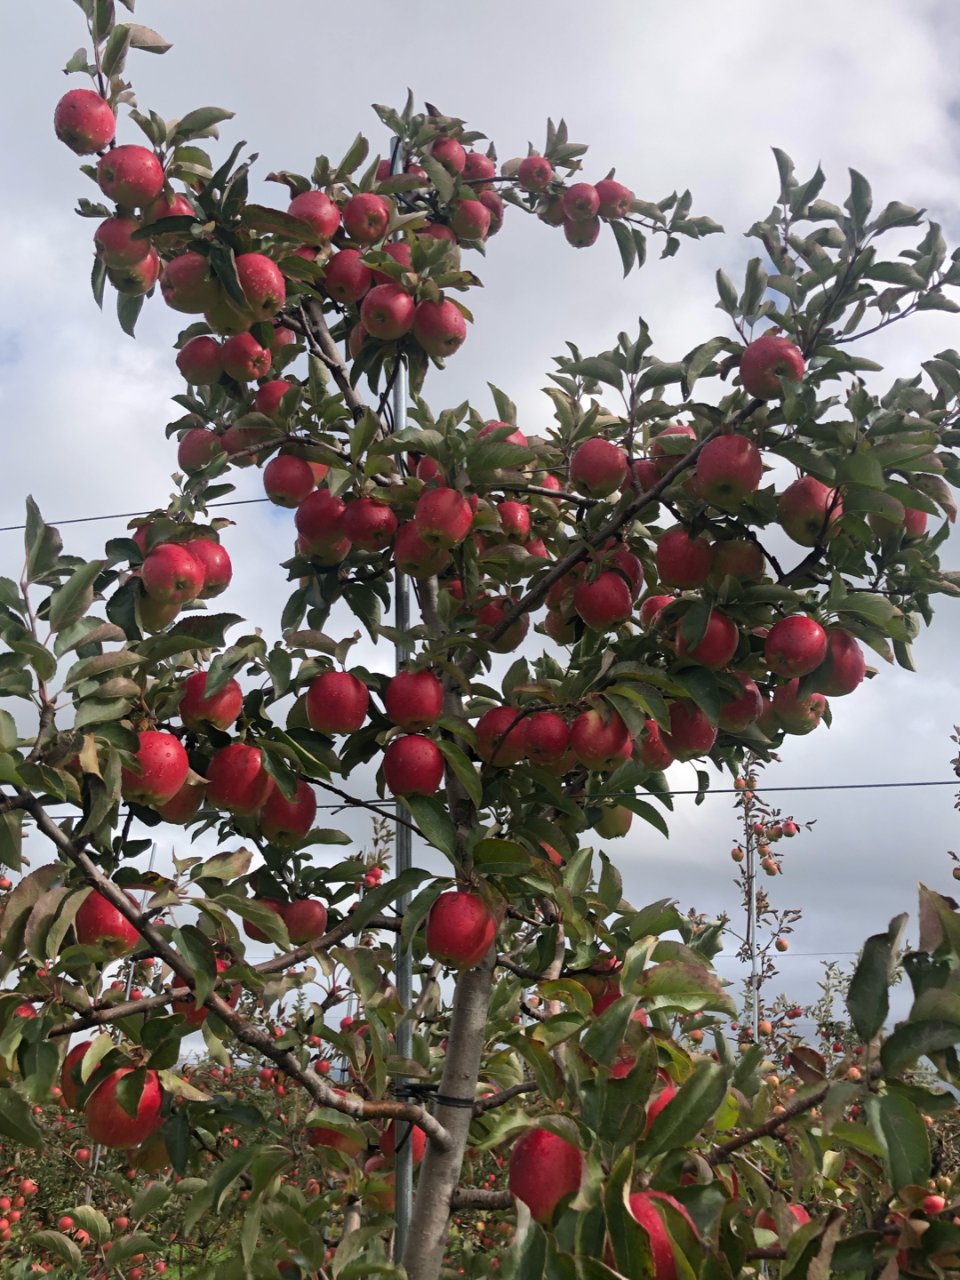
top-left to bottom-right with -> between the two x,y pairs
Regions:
400,954 -> 495,1280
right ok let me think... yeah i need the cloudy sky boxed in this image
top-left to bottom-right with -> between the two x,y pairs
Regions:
2,0 -> 960,1029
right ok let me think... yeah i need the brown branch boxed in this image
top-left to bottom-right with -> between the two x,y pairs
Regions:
473,1080 -> 537,1116
449,1188 -> 513,1211
308,775 -> 421,834
21,793 -> 450,1148
705,1081 -> 830,1165
300,300 -> 368,423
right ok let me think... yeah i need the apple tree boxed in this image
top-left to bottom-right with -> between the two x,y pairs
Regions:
5,0 -> 960,1275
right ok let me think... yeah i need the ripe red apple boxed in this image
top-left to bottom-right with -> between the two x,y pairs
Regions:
383,735 -> 444,796
562,183 -> 600,221
475,596 -> 529,653
340,497 -> 398,551
517,154 -> 554,191
426,891 -> 496,968
143,191 -> 195,224
414,487 -> 473,548
305,671 -> 369,734
94,216 -> 150,268
381,1121 -> 427,1166
778,475 -> 842,546
570,438 -> 628,497
638,594 -> 675,630
595,179 -> 634,218
54,88 -> 115,154
656,529 -> 714,588
676,610 -> 739,669
61,1040 -> 94,1110
282,898 -> 328,944
264,455 -> 316,508
765,616 -> 828,678
772,681 -> 827,735
155,776 -> 205,825
323,249 -> 374,304
639,719 -> 674,771
476,707 -> 528,765
393,522 -> 452,578
413,298 -> 467,358
451,199 -> 491,241
718,673 -> 764,732
259,780 -> 317,846
97,145 -> 164,208
740,335 -> 805,399
221,332 -> 272,381
812,628 -> 866,696
287,191 -> 341,243
235,252 -> 286,321
84,1068 -> 164,1149
369,240 -> 414,286
342,193 -> 391,244
205,743 -> 275,814
462,150 -> 496,184
120,730 -> 190,806
628,1189 -> 697,1280
574,572 -> 632,631
106,250 -> 161,296
295,489 -> 348,557
178,671 -> 243,731
663,701 -> 717,760
176,337 -> 223,385
509,1128 -> 583,1224
430,137 -> 466,173
755,1203 -> 811,1232
524,711 -> 570,767
242,898 -> 284,943
183,538 -> 232,597
75,890 -> 141,953
710,538 -> 765,584
650,422 -> 697,474
570,708 -> 631,771
564,216 -> 601,248
385,670 -> 444,731
479,420 -> 528,447
497,501 -> 532,542
360,283 -> 415,340
160,252 -> 219,314
695,435 -> 763,508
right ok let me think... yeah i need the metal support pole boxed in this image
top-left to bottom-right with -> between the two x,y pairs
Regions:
747,828 -> 759,1043
389,135 -> 415,1263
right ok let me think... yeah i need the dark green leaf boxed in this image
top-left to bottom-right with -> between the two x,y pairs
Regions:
24,498 -> 62,584
847,913 -> 907,1042
48,561 -> 106,633
868,1090 -> 930,1192
636,1059 -> 728,1161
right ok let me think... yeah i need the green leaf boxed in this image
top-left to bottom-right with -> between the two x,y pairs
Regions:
195,848 -> 253,883
845,169 -> 873,236
581,996 -> 636,1067
635,962 -> 736,1016
436,740 -> 482,809
24,498 -> 62,584
27,1231 -> 82,1267
100,23 -> 131,78
172,106 -> 234,141
0,813 -> 23,872
48,561 -> 106,633
116,290 -> 144,337
715,269 -> 739,316
611,220 -> 637,277
880,1018 -> 960,1077
173,924 -> 217,1006
636,1059 -> 728,1161
402,795 -> 457,859
0,1087 -> 43,1148
126,22 -> 173,53
868,1090 -> 930,1192
847,914 -> 907,1043
604,1147 -> 655,1278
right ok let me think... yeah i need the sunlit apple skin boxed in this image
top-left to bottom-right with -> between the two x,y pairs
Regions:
305,672 -> 369,734
120,730 -> 190,806
811,628 -> 866,696
205,743 -> 275,815
178,671 -> 243,732
252,377 -> 290,414
54,88 -> 115,154
74,890 -> 141,954
282,898 -> 328,944
97,145 -> 164,208
765,616 -> 828,678
385,670 -> 444,732
287,191 -> 341,243
258,780 -> 318,847
508,1128 -> 583,1225
84,1068 -> 164,1149
573,572 -> 632,631
426,892 -> 496,968
740,335 -> 805,399
383,735 -> 444,796
140,544 -> 205,605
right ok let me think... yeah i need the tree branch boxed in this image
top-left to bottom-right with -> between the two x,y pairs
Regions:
449,1188 -> 513,1211
300,300 -> 368,422
473,1080 -> 537,1115
705,1080 -> 830,1164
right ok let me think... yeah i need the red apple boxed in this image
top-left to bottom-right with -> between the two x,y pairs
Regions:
778,476 -> 841,546
381,1121 -> 427,1166
385,671 -> 444,731
564,216 -> 600,248
121,730 -> 189,806
638,594 -> 675,630
517,155 -> 554,191
476,707 -> 528,765
462,150 -> 496,184
509,1128 -> 583,1224
341,497 -> 398,551
695,435 -> 763,509
97,145 -> 164,208
765,616 -> 828,678
639,719 -> 674,771
478,420 -> 528,447
264,455 -> 316,508
60,1040 -> 94,1110
740,335 -> 805,399
205,743 -> 275,814
627,1188 -> 697,1280
451,199 -> 491,241
595,179 -> 634,218
414,487 -> 473,547
295,489 -> 348,557
84,1068 -> 164,1149
106,251 -> 160,295
718,673 -> 763,732
394,522 -> 451,578
183,538 -> 232,598
413,298 -> 467,358
160,252 -> 219,314
281,898 -> 328,944
94,216 -> 150,268
772,681 -> 826,735
755,1203 -> 811,1232
258,780 -> 317,846
570,439 -> 628,497
323,249 -> 374,304
54,88 -> 115,154
143,191 -> 195,224
176,337 -> 223,386
178,671 -> 243,732
221,332 -> 272,381
253,379 -> 293,417
710,538 -> 765,584
140,543 -> 205,605
305,671 -> 369,734
383,735 -> 444,796
360,283 -> 415,340
656,529 -> 713,588
475,596 -> 529,653
426,891 -> 496,968
430,137 -> 466,173
342,193 -> 391,244
663,701 -> 717,760
75,891 -> 141,953
811,628 -> 866,696
524,711 -> 570,767
574,572 -> 632,631
287,191 -> 341,243
676,610 -> 739,669
155,776 -> 205,825
172,957 -> 238,1028
650,423 -> 697,475
570,708 -> 631,771
235,252 -> 285,321
562,183 -> 600,221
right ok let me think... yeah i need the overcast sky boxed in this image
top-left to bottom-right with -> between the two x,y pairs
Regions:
2,1 -> 960,1028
